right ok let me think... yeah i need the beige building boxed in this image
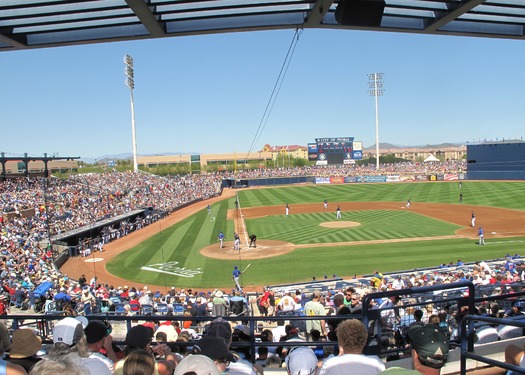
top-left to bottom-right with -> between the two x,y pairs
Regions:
363,145 -> 466,161
138,144 -> 308,168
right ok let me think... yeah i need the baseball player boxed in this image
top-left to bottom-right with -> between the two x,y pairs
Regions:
336,205 -> 341,219
323,199 -> 328,210
478,227 -> 485,245
471,211 -> 476,227
285,203 -> 289,216
232,266 -> 242,291
217,231 -> 225,248
233,232 -> 240,250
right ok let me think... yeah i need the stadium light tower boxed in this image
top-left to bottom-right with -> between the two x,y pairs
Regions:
124,54 -> 138,172
368,73 -> 384,171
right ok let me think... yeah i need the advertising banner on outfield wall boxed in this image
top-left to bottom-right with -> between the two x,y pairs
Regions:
386,175 -> 401,182
315,177 -> 331,184
347,176 -> 387,183
330,177 -> 345,184
415,175 -> 429,181
444,174 -> 459,181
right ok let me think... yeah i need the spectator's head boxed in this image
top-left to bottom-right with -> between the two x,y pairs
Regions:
48,317 -> 89,358
123,349 -> 155,375
174,354 -> 221,375
204,317 -> 232,346
336,319 -> 368,354
156,332 -> 168,342
285,347 -> 318,375
428,315 -> 440,325
332,293 -> 344,306
29,357 -> 89,375
194,336 -> 236,372
407,325 -> 449,371
265,355 -> 282,368
9,328 -> 42,359
84,320 -> 108,347
125,325 -> 153,355
52,317 -> 85,346
414,309 -> 424,321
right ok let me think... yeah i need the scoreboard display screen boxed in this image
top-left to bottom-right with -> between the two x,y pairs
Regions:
308,137 -> 362,165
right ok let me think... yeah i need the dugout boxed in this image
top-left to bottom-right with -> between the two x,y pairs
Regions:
467,141 -> 525,180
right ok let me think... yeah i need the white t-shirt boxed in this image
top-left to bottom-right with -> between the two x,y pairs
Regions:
278,295 -> 296,312
88,352 -> 114,374
319,353 -> 385,375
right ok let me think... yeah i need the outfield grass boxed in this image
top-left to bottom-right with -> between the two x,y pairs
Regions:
106,181 -> 525,289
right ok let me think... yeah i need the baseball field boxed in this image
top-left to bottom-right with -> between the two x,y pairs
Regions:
62,181 -> 525,291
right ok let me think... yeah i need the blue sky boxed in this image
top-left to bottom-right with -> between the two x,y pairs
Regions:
1,29 -> 523,159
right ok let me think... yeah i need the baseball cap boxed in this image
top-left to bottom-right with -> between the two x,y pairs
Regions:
332,293 -> 344,300
84,320 -> 108,344
53,317 -> 85,346
204,318 -> 232,344
407,325 -> 449,369
174,354 -> 221,375
125,325 -> 153,349
194,336 -> 236,362
312,290 -> 322,298
285,347 -> 319,375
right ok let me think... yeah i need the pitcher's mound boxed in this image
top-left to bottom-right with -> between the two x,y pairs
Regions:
200,240 -> 294,260
320,221 -> 361,228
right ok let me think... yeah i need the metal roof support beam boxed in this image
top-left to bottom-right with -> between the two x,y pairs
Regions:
424,0 -> 485,33
0,28 -> 27,49
125,0 -> 165,37
304,0 -> 335,27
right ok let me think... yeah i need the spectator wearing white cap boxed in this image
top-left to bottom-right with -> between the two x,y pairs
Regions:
47,317 -> 111,375
285,347 -> 319,375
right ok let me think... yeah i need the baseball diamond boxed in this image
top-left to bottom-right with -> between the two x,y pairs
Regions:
60,181 -> 525,290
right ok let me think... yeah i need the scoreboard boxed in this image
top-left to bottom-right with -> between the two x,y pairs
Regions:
308,137 -> 363,165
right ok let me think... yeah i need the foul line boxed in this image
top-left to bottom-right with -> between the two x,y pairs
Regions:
236,193 -> 250,247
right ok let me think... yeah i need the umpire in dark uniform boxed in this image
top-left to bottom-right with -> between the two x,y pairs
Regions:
249,234 -> 257,248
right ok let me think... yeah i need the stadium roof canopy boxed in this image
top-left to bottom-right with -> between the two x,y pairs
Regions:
0,0 -> 524,53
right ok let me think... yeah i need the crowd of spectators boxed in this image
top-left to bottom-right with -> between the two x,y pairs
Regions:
223,160 -> 466,179
0,255 -> 523,375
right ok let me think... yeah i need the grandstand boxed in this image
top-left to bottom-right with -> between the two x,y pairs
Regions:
2,164 -> 525,374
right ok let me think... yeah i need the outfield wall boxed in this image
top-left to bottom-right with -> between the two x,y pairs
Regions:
467,141 -> 525,180
224,173 -> 463,187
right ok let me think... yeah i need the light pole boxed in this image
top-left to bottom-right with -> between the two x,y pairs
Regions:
368,73 -> 384,171
124,54 -> 138,172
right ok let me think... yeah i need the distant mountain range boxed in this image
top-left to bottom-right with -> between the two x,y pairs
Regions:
82,142 -> 465,163
81,152 -> 188,164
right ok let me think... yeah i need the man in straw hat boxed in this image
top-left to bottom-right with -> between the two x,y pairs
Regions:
5,328 -> 42,372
